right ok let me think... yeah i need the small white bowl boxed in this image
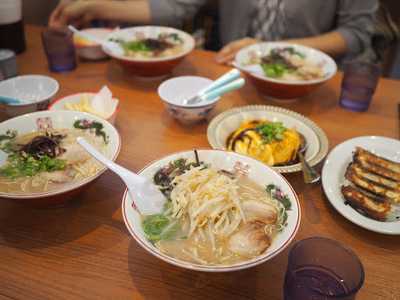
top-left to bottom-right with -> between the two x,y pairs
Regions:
48,92 -> 119,124
158,76 -> 220,124
73,28 -> 112,60
0,75 -> 59,117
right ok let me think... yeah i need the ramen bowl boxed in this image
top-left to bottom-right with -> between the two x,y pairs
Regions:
0,75 -> 59,118
0,110 -> 121,206
102,26 -> 195,77
49,92 -> 119,124
122,149 -> 301,272
234,42 -> 337,101
73,28 -> 112,60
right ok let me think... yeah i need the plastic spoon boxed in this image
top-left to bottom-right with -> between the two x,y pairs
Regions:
183,68 -> 241,105
77,137 -> 166,215
0,96 -> 21,105
184,78 -> 245,106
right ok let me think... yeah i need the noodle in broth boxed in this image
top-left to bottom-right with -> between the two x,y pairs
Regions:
142,159 -> 290,266
0,128 -> 107,194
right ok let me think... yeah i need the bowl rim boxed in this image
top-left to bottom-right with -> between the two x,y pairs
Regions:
48,92 -> 119,119
0,74 -> 59,107
102,25 -> 195,63
234,41 -> 337,86
122,148 -> 301,272
0,110 -> 121,199
158,76 -> 220,108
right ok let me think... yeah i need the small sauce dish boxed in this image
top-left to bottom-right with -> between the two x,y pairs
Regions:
158,76 -> 220,124
49,92 -> 119,124
73,28 -> 112,60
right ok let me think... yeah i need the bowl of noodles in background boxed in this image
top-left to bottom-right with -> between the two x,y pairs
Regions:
234,42 -> 337,101
122,149 -> 301,272
102,26 -> 195,77
0,110 -> 121,206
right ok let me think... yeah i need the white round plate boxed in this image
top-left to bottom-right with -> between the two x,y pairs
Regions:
122,149 -> 301,272
322,136 -> 400,235
207,105 -> 329,173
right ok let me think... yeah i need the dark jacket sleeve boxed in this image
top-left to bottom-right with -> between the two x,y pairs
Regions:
148,0 -> 206,27
336,0 -> 378,55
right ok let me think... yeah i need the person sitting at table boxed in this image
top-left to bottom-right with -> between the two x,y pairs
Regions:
49,0 -> 379,64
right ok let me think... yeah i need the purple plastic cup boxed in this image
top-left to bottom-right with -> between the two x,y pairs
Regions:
41,28 -> 76,72
283,237 -> 365,300
339,61 -> 381,112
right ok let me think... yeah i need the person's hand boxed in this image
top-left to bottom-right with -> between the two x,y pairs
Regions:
215,38 -> 259,65
48,0 -> 97,29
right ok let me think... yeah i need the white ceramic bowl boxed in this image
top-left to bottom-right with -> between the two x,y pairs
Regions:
158,76 -> 220,124
102,26 -> 195,77
122,149 -> 301,272
74,28 -> 112,60
48,92 -> 119,124
234,42 -> 337,100
0,75 -> 59,117
0,110 -> 121,206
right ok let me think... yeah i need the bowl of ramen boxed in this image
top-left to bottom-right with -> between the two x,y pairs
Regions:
0,110 -> 121,206
122,149 -> 301,271
73,28 -> 112,60
0,75 -> 59,118
234,42 -> 337,100
102,26 -> 195,77
207,105 -> 329,173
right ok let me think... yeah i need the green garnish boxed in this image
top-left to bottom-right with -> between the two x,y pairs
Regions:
0,153 -> 66,179
142,214 -> 179,242
266,184 -> 292,210
256,122 -> 287,143
121,40 -> 151,52
73,120 -> 108,144
261,63 -> 288,78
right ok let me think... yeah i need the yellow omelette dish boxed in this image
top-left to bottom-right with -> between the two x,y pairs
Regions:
226,120 -> 302,166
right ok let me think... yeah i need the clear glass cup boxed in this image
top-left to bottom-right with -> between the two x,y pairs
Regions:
283,237 -> 365,300
339,61 -> 381,112
41,28 -> 76,72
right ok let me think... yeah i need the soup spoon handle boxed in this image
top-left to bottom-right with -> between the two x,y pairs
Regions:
77,137 -> 166,215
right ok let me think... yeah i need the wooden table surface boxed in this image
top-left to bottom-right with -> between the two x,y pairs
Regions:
1,25 -> 399,300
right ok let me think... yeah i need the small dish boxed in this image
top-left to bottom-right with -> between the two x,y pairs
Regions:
207,105 -> 329,173
48,92 -> 119,124
234,42 -> 337,100
0,75 -> 59,117
102,26 -> 195,77
122,149 -> 301,272
158,76 -> 220,124
73,28 -> 111,60
0,110 -> 121,206
322,136 -> 400,235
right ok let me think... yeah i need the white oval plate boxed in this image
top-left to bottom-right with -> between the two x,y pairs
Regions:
322,136 -> 400,235
122,149 -> 301,272
207,105 -> 329,173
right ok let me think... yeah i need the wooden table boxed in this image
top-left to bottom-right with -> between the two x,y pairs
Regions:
1,25 -> 399,300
